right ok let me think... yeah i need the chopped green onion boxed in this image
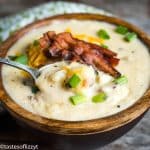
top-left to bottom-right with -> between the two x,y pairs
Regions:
113,75 -> 128,85
8,55 -> 18,60
33,40 -> 39,46
115,25 -> 128,35
14,54 -> 28,65
31,86 -> 39,94
92,92 -> 107,103
67,74 -> 81,88
97,29 -> 110,40
101,44 -> 108,49
124,32 -> 137,42
70,94 -> 86,105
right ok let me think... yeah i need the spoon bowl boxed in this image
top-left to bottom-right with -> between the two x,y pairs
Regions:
0,58 -> 41,81
0,58 -> 73,81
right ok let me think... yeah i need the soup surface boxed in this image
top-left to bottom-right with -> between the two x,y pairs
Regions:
2,20 -> 150,121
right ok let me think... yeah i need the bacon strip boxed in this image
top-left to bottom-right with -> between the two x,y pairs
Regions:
38,31 -> 121,77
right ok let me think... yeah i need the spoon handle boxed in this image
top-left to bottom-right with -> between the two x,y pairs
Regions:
0,58 -> 38,80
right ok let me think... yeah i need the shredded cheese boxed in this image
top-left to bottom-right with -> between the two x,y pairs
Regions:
65,27 -> 104,45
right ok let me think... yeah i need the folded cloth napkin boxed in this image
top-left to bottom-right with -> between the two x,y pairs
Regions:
0,1 -> 111,114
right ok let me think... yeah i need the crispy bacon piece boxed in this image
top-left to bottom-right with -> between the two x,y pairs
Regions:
38,31 -> 121,77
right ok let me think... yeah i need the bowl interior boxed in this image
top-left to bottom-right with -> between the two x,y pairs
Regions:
0,13 -> 150,135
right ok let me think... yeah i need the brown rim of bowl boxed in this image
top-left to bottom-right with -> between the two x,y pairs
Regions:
0,13 -> 150,135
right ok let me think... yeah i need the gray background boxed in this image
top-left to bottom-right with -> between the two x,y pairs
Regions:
0,0 -> 150,150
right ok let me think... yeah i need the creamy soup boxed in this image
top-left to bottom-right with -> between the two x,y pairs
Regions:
2,20 -> 150,121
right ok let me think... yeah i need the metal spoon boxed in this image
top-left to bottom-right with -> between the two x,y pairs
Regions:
0,58 -> 41,81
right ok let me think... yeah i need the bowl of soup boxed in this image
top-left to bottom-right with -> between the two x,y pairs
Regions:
0,14 -> 149,143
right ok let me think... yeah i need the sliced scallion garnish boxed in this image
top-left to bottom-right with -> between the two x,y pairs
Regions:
8,55 -> 18,60
70,94 -> 86,105
14,54 -> 28,65
124,32 -> 137,42
115,25 -> 128,35
113,75 -> 128,85
97,29 -> 110,40
92,92 -> 107,103
67,74 -> 81,88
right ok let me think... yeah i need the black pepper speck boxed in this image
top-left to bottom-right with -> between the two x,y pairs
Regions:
118,47 -> 124,51
117,105 -> 120,108
113,85 -> 117,89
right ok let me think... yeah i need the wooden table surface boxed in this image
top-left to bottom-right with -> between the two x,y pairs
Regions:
0,0 -> 150,150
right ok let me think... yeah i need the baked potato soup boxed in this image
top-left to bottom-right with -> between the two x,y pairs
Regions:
2,20 -> 150,121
